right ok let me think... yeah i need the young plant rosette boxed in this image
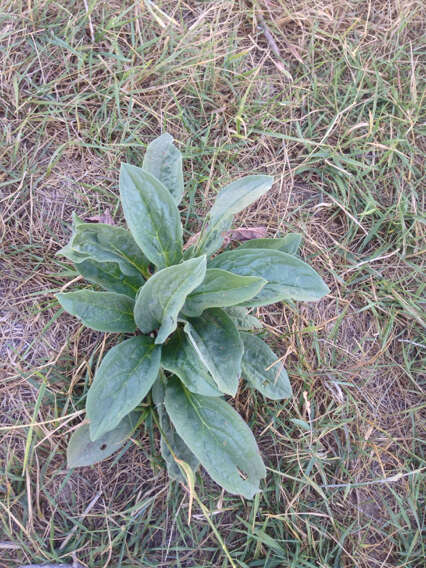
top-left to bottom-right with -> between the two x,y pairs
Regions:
57,133 -> 329,499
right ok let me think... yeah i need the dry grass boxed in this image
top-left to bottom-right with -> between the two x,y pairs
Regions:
1,1 -> 424,566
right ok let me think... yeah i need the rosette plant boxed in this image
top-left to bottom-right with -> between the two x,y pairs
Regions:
57,133 -> 329,499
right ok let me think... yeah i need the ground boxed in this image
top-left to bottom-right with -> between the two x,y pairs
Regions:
0,1 -> 424,567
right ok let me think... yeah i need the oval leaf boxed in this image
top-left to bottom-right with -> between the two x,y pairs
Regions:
120,163 -> 183,269
75,258 -> 143,297
143,133 -> 184,204
209,175 -> 274,224
56,290 -> 136,332
67,411 -> 139,468
134,256 -> 206,344
64,221 -> 149,276
196,175 -> 273,257
237,233 -> 302,255
241,332 -> 292,400
152,377 -> 199,482
209,249 -> 329,306
161,328 -> 221,396
165,377 -> 266,499
182,268 -> 266,317
183,308 -> 243,396
87,336 -> 161,440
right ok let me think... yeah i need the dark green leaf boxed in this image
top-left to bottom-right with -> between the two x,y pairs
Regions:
225,306 -> 263,331
75,258 -> 143,297
237,233 -> 302,255
165,377 -> 266,499
56,290 -> 136,332
67,411 -> 139,468
134,256 -> 206,344
209,249 -> 329,306
241,332 -> 292,400
120,163 -> 183,268
183,308 -> 243,396
182,268 -> 266,317
161,328 -> 221,396
152,377 -> 199,482
86,336 -> 161,440
143,133 -> 184,204
59,220 -> 149,276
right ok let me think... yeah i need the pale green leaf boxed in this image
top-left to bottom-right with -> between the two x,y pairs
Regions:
56,290 -> 136,332
143,133 -> 184,204
224,306 -> 263,331
86,336 -> 161,440
182,268 -> 266,317
195,216 -> 233,257
241,332 -> 292,400
134,256 -> 206,344
209,249 -> 329,306
237,233 -> 302,255
183,308 -> 243,396
120,163 -> 183,269
165,377 -> 266,499
209,175 -> 274,224
152,377 -> 199,482
161,328 -> 221,396
67,411 -> 139,468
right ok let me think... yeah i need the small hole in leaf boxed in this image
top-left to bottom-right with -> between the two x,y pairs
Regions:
100,443 -> 107,450
237,468 -> 248,480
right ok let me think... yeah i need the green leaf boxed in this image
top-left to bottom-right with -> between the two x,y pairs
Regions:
165,377 -> 266,499
161,328 -> 221,396
237,233 -> 302,255
143,133 -> 184,204
86,336 -> 161,440
75,259 -> 143,297
224,306 -> 263,331
134,256 -> 207,344
240,332 -> 292,400
59,220 -> 150,276
196,215 -> 233,257
209,249 -> 329,306
182,269 -> 266,317
196,175 -> 273,257
152,377 -> 199,482
120,163 -> 183,269
183,308 -> 243,396
56,290 -> 136,332
67,411 -> 139,468
209,175 -> 274,224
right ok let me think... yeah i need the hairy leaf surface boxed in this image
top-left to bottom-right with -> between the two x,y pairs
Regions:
209,249 -> 329,306
152,378 -> 199,482
87,336 -> 161,440
67,411 -> 139,468
120,164 -> 183,268
161,328 -> 221,396
134,256 -> 206,344
165,377 -> 266,499
143,133 -> 184,204
241,333 -> 292,400
56,290 -> 136,332
237,233 -> 302,255
183,308 -> 243,396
